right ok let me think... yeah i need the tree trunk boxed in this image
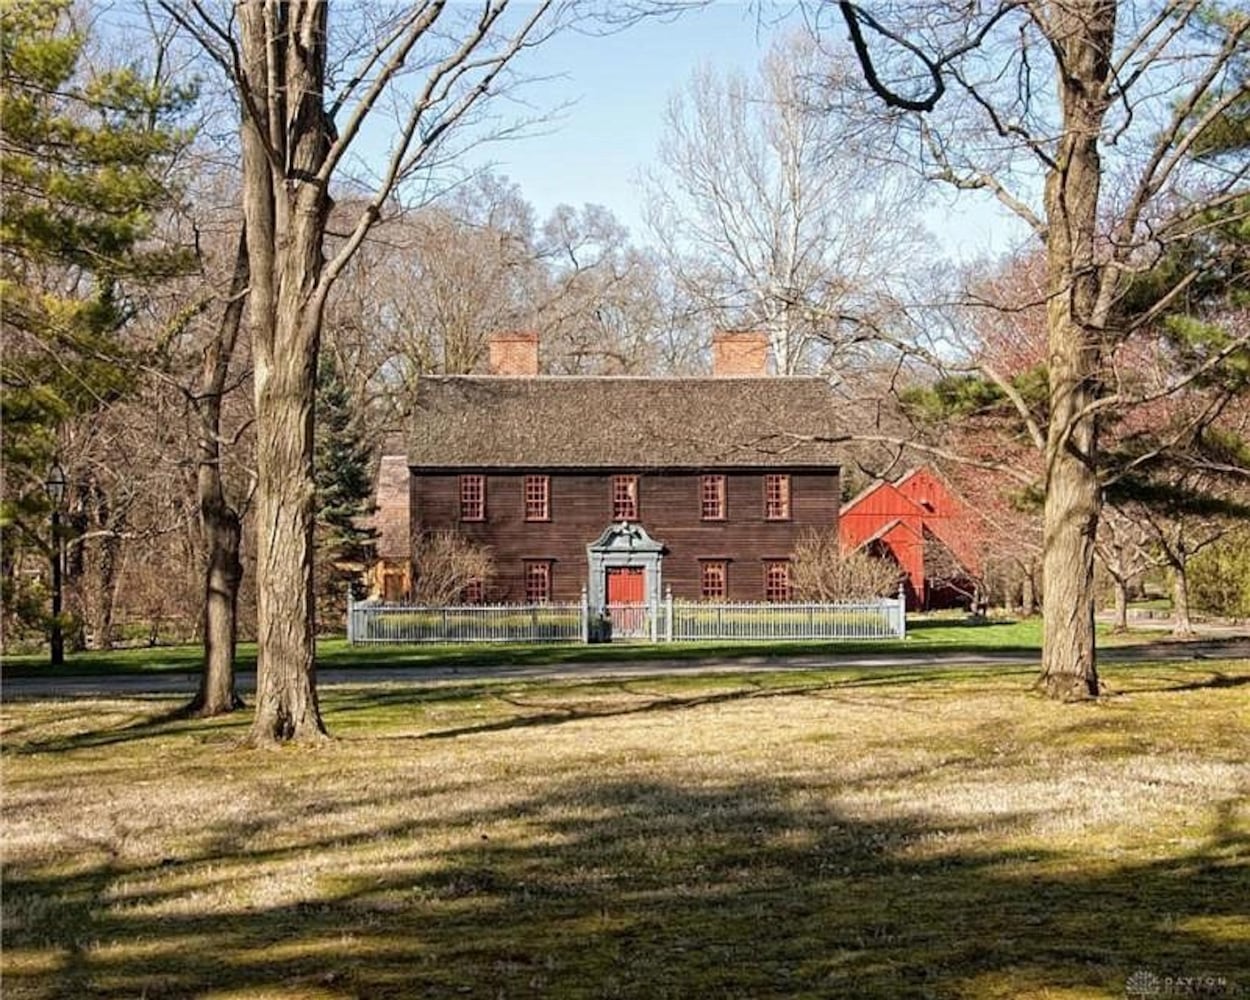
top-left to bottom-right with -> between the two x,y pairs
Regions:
1037,1 -> 1115,701
85,533 -> 120,651
191,500 -> 244,714
1019,565 -> 1036,617
1113,577 -> 1129,632
1172,563 -> 1195,638
1040,444 -> 1100,698
248,311 -> 325,742
241,0 -> 330,744
186,231 -> 249,718
81,480 -> 124,652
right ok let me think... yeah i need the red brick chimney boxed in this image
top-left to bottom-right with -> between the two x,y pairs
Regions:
712,331 -> 771,376
488,330 -> 540,376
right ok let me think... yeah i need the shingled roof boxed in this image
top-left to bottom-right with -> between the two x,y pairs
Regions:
409,376 -> 844,469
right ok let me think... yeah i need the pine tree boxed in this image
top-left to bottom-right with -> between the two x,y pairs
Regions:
0,0 -> 193,640
313,355 -> 377,629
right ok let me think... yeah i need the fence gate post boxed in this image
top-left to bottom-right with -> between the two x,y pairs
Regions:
346,585 -> 355,645
897,583 -> 907,639
580,586 -> 590,643
665,586 -> 673,642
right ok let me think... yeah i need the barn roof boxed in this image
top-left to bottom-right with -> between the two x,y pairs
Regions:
839,473 -> 927,516
408,376 -> 844,469
855,517 -> 922,549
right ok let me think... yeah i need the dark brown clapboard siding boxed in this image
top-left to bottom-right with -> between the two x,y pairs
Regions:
411,470 -> 839,602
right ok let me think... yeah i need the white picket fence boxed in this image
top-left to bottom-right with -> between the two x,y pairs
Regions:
347,587 -> 906,645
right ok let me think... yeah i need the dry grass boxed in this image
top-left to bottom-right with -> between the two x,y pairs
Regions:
2,660 -> 1247,999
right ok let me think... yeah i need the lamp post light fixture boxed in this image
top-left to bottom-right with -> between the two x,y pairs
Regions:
44,462 -> 67,666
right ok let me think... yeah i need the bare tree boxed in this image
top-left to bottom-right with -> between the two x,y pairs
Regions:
1094,507 -> 1153,632
536,204 -> 688,374
324,172 -> 542,414
645,31 -> 928,375
162,1 -> 681,743
1112,468 -> 1250,636
324,182 -> 693,417
59,404 -> 192,650
185,230 -> 251,714
823,2 -> 1249,697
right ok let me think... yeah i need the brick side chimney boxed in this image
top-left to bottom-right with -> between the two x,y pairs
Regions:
488,330 -> 540,376
371,454 -> 410,561
712,331 -> 771,376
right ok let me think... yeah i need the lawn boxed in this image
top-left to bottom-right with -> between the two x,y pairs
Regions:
2,659 -> 1247,998
0,616 -> 1177,678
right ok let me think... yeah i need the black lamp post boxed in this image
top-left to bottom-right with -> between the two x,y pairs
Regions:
45,462 -> 67,666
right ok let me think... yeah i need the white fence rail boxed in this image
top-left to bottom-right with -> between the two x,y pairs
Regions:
348,587 -> 906,645
348,600 -> 585,644
667,598 -> 905,641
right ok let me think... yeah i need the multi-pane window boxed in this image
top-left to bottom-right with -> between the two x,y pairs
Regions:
524,475 -> 550,521
700,561 -> 727,600
524,560 -> 552,603
459,474 -> 485,521
763,560 -> 791,602
461,579 -> 485,605
764,474 -> 791,520
700,475 -> 726,520
611,474 -> 638,520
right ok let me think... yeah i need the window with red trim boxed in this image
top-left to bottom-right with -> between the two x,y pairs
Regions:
524,475 -> 550,521
763,560 -> 791,602
524,561 -> 551,603
700,475 -> 726,520
611,475 -> 638,520
764,474 -> 790,520
461,579 -> 485,604
700,561 -> 727,599
459,474 -> 485,521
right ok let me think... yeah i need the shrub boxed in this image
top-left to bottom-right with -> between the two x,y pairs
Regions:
1188,530 -> 1250,619
791,530 -> 902,601
412,531 -> 495,605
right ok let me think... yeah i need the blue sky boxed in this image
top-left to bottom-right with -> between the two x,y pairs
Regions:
459,3 -> 1032,262
466,4 -> 778,241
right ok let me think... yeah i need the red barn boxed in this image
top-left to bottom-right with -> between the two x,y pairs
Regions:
839,467 -> 982,610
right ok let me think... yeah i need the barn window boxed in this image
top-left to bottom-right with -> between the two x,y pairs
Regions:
524,560 -> 552,603
763,560 -> 791,602
611,475 -> 638,520
459,474 -> 485,521
700,475 -> 726,520
700,560 -> 727,599
764,474 -> 790,520
524,475 -> 550,521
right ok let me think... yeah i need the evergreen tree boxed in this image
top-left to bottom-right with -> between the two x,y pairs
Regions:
313,355 -> 376,629
0,0 -> 193,640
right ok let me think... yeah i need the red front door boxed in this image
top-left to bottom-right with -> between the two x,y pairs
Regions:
606,567 -> 646,636
606,566 -> 645,604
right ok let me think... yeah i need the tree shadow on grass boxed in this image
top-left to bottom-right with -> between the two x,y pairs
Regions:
331,671 -> 977,743
5,698 -> 250,756
1112,670 -> 1250,695
3,767 -> 1246,999
0,662 -> 1070,757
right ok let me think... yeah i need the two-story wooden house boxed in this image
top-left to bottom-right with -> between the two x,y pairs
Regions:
384,331 -> 845,607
